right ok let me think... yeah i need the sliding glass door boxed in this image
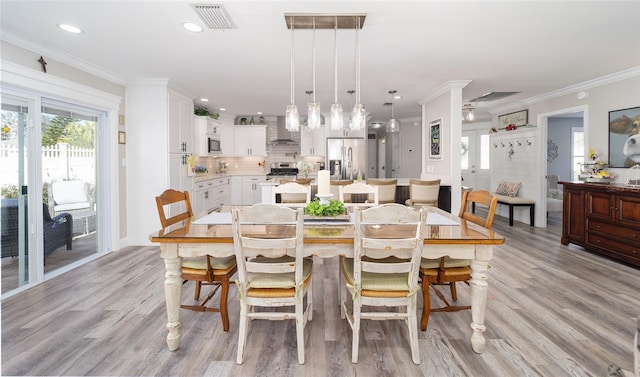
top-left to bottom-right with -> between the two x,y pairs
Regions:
1,92 -> 103,295
1,95 -> 31,292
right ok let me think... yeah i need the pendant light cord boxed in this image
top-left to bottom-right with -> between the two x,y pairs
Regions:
312,18 -> 316,102
291,17 -> 295,105
356,16 -> 360,105
334,16 -> 338,103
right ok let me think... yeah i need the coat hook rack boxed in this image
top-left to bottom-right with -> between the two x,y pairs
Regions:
517,141 -> 522,146
493,143 -> 498,148
501,142 -> 505,147
527,139 -> 532,145
509,142 -> 513,147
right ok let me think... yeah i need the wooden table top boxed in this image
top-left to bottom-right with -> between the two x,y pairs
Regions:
150,208 -> 504,246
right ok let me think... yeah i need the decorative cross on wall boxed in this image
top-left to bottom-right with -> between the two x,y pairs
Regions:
38,56 -> 47,73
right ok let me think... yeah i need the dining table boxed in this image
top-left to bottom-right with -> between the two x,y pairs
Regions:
150,206 -> 505,354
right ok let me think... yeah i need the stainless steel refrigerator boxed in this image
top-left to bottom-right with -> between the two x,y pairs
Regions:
326,137 -> 367,180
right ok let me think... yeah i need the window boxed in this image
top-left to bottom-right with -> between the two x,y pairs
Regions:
572,127 -> 584,180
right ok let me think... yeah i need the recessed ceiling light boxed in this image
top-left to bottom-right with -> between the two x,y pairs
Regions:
257,111 -> 263,115
182,22 -> 203,33
219,108 -> 226,111
58,24 -> 83,34
200,98 -> 209,102
393,95 -> 402,100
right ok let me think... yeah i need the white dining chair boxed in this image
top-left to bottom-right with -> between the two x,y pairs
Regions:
271,181 -> 312,207
339,182 -> 379,211
231,204 -> 312,364
340,204 -> 426,364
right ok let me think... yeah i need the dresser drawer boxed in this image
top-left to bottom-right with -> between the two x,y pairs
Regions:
587,233 -> 640,262
588,220 -> 640,240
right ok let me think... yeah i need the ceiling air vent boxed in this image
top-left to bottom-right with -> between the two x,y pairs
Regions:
469,91 -> 520,102
190,3 -> 236,30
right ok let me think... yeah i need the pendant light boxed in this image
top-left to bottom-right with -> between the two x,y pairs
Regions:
347,89 -> 355,130
330,16 -> 343,130
285,16 -> 299,132
350,16 -> 365,131
386,90 -> 400,133
307,18 -> 321,129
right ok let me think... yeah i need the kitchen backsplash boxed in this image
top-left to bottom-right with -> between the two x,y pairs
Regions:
194,119 -> 324,176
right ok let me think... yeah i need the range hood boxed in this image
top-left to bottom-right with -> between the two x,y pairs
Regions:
269,116 -> 298,145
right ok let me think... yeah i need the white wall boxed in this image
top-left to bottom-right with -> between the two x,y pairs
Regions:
490,128 -> 538,224
399,117 -> 422,178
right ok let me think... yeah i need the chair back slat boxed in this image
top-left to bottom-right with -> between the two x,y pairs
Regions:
232,204 -> 304,283
155,189 -> 193,227
458,189 -> 498,229
354,204 -> 426,286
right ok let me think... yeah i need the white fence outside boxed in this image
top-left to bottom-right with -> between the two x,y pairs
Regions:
0,143 -> 95,188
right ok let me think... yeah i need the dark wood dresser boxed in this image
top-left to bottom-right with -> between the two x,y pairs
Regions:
561,181 -> 640,267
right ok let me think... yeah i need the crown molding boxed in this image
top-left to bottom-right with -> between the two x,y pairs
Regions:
1,30 -> 126,86
491,66 -> 640,114
418,80 -> 472,105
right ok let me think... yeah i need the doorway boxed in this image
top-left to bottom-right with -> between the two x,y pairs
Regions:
539,105 -> 587,228
461,127 -> 491,191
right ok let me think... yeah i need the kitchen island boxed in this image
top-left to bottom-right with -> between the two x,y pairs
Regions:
261,178 -> 452,212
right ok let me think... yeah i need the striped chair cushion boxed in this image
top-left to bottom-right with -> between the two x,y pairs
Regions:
247,257 -> 313,289
341,257 -> 410,291
420,257 -> 470,269
182,255 -> 236,270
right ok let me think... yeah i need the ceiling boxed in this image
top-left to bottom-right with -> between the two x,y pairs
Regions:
2,1 -> 639,125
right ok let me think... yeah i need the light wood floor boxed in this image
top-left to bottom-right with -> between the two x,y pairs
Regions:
2,212 -> 639,376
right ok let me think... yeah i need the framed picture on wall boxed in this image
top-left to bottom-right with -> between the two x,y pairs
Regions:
498,109 -> 528,129
429,118 -> 442,160
609,106 -> 640,167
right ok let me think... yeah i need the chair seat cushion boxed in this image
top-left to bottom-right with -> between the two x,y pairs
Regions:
420,257 -> 470,269
182,255 -> 236,270
341,257 -> 410,291
247,257 -> 313,289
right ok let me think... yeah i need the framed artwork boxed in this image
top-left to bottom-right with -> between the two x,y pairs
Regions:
429,118 -> 442,160
498,109 -> 528,129
118,131 -> 126,144
609,106 -> 640,167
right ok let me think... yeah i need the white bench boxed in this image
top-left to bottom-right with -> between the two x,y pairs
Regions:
490,194 -> 535,226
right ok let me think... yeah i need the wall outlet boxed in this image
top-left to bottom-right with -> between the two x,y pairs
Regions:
426,165 -> 434,173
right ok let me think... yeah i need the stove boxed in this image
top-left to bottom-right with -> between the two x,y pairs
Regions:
266,162 -> 299,181
267,162 -> 299,176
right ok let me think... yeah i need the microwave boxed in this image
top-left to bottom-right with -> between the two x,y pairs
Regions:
208,135 -> 221,155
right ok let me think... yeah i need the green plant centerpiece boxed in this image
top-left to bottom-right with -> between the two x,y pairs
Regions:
304,199 -> 346,217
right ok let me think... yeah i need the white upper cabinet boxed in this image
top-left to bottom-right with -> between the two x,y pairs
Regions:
300,126 -> 326,156
233,125 -> 266,156
168,91 -> 194,154
194,116 -> 221,156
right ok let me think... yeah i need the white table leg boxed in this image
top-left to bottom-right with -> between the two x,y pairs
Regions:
469,245 -> 492,353
161,244 -> 182,351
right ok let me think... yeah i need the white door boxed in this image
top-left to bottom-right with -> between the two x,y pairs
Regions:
378,137 -> 386,178
461,129 -> 491,190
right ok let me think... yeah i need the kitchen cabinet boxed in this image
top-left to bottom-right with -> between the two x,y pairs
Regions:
168,91 -> 194,154
126,81 -> 195,244
194,116 -> 221,156
230,176 -> 243,205
193,177 -> 230,216
561,181 -> 640,267
219,124 -> 235,156
300,127 -> 326,156
233,126 -> 266,156
242,176 -> 266,205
